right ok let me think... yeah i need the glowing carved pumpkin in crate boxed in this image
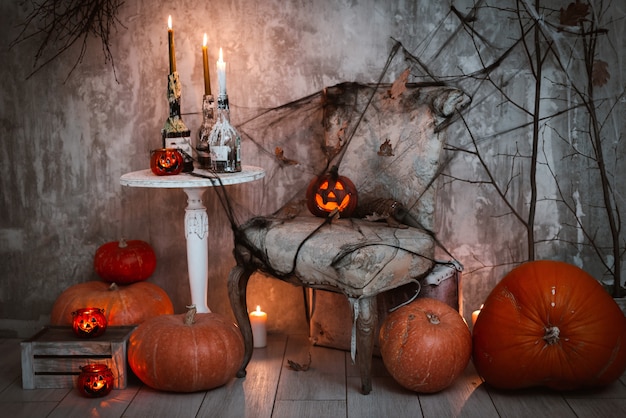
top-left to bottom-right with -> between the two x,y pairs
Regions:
128,305 -> 244,392
51,281 -> 174,326
306,166 -> 358,218
72,307 -> 108,338
473,260 -> 626,390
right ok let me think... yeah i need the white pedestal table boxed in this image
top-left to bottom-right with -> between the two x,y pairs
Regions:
120,166 -> 265,313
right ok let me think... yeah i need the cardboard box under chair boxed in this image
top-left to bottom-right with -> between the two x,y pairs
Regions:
21,325 -> 135,390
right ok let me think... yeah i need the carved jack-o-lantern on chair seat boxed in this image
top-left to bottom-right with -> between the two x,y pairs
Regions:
228,82 -> 470,394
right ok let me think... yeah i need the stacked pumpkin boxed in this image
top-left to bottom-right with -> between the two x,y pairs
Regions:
51,238 -> 244,392
50,239 -> 174,325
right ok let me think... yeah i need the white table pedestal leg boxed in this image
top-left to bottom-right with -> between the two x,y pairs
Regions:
183,187 -> 210,313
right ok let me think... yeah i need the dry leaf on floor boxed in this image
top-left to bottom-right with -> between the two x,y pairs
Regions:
287,352 -> 312,371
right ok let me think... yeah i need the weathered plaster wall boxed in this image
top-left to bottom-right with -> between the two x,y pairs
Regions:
0,0 -> 624,337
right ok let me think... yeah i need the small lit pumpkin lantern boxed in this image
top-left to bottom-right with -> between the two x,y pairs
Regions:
306,165 -> 358,218
72,307 -> 107,338
77,363 -> 114,397
150,148 -> 184,176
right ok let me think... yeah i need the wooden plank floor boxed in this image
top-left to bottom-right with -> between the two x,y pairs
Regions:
1,334 -> 626,417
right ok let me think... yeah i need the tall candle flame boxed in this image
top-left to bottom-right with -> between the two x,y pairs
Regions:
203,33 -> 208,48
168,15 -> 172,30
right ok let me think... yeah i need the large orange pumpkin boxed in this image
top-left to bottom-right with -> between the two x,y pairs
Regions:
50,281 -> 174,326
128,306 -> 244,392
473,260 -> 626,390
379,298 -> 472,393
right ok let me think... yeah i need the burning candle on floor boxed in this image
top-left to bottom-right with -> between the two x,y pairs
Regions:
472,304 -> 483,326
249,305 -> 267,348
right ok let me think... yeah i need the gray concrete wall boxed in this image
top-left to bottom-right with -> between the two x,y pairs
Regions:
1,0 -> 624,337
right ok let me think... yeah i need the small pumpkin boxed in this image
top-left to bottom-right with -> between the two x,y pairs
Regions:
128,305 -> 244,392
473,260 -> 626,390
71,307 -> 108,338
379,298 -> 472,393
306,165 -> 358,218
94,238 -> 157,284
51,281 -> 174,326
150,148 -> 184,176
77,364 -> 115,398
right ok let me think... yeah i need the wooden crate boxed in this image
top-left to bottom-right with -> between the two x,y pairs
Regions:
20,325 -> 135,390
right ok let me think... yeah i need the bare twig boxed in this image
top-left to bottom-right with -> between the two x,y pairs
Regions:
10,0 -> 125,82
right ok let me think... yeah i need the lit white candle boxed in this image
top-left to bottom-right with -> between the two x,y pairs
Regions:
249,305 -> 267,348
217,47 -> 226,96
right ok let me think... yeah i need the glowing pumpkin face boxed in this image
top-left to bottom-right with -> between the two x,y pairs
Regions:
306,167 -> 358,218
77,364 -> 114,397
72,307 -> 108,338
150,148 -> 184,176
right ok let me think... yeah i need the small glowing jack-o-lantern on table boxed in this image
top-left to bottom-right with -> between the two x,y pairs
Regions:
72,308 -> 108,338
150,148 -> 184,176
77,363 -> 114,397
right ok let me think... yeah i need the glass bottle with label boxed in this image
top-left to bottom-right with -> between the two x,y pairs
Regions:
208,94 -> 241,172
196,94 -> 215,169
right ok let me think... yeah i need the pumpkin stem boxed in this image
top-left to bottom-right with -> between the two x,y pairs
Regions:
426,312 -> 440,325
329,165 -> 339,181
108,283 -> 119,291
118,238 -> 128,248
543,325 -> 560,345
184,304 -> 197,326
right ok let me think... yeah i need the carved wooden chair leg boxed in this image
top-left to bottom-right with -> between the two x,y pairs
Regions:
227,264 -> 255,378
355,296 -> 378,394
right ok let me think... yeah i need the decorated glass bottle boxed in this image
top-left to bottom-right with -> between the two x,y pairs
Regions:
208,94 -> 241,172
196,94 -> 215,169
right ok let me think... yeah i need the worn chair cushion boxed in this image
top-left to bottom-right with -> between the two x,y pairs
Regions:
240,214 -> 434,298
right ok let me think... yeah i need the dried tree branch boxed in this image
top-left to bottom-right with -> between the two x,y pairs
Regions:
10,0 -> 125,82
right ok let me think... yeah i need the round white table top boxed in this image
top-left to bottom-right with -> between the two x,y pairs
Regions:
120,166 -> 265,188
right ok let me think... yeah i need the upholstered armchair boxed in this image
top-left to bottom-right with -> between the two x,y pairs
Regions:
228,82 -> 470,394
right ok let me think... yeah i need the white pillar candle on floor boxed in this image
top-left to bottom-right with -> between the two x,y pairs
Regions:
472,304 -> 484,326
249,305 -> 267,348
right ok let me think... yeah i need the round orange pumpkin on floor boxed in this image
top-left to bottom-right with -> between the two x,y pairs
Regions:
128,306 -> 244,392
473,260 -> 626,390
379,298 -> 472,393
